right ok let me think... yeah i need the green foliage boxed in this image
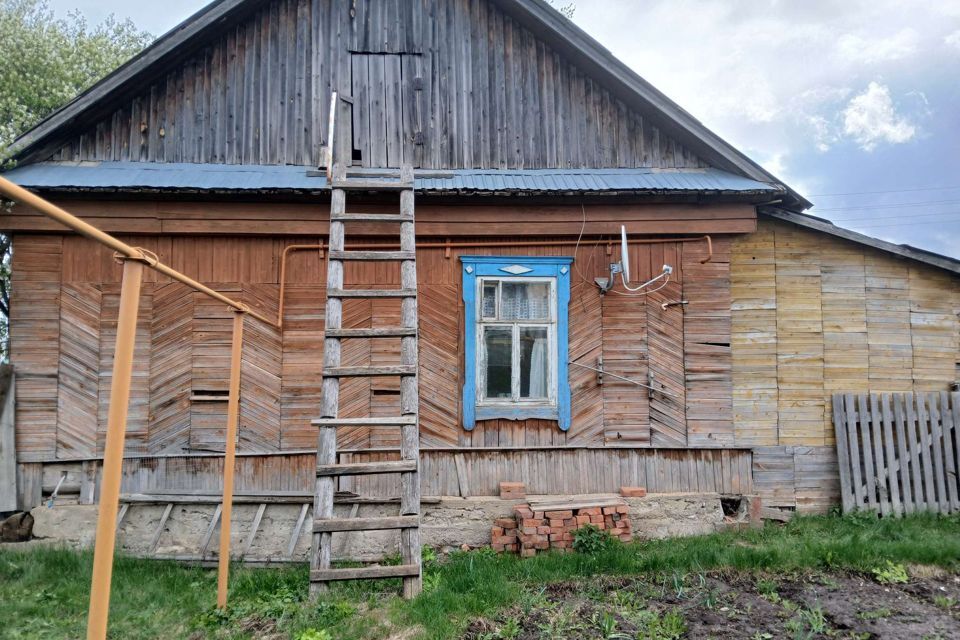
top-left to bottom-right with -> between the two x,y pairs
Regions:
933,595 -> 955,608
784,604 -> 827,640
872,560 -> 909,585
295,629 -> 333,640
0,0 -> 152,157
572,523 -> 616,554
631,608 -> 686,640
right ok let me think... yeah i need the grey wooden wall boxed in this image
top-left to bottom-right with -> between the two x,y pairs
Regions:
46,0 -> 708,170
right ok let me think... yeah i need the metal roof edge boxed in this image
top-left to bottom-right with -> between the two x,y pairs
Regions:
759,207 -> 960,276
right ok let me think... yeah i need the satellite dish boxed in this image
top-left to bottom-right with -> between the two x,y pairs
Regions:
620,225 -> 630,283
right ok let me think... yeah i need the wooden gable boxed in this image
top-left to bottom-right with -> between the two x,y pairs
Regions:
38,0 -> 710,171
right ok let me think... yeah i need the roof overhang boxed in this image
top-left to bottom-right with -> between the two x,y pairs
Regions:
760,207 -> 960,276
1,162 -> 785,200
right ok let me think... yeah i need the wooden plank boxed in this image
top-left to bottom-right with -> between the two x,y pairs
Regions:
879,394 -> 902,516
944,391 -> 960,512
328,250 -> 415,261
868,394 -> 890,516
831,394 -> 854,513
892,393 -> 914,514
316,460 -> 416,476
149,502 -> 174,553
327,288 -> 417,298
312,515 -> 418,533
325,327 -> 416,338
915,393 -> 937,511
199,503 -> 223,558
115,503 -> 130,533
858,394 -> 878,511
454,453 -> 469,497
285,503 -> 309,561
926,393 -> 949,514
843,394 -> 865,508
240,503 -> 267,559
310,564 -> 419,581
324,365 -> 416,377
313,416 -> 416,428
904,393 -> 926,512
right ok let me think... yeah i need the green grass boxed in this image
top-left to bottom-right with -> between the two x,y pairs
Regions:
1,512 -> 958,639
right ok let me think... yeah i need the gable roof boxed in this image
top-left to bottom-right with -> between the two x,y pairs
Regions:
8,0 -> 809,209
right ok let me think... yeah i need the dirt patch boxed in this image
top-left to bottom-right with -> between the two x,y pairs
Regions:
462,569 -> 960,639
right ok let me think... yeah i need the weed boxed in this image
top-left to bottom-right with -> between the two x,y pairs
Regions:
933,595 -> 956,609
498,616 -> 521,639
592,610 -> 621,638
422,571 -> 441,593
872,561 -> 909,585
632,608 -> 686,640
751,633 -> 774,640
784,604 -> 828,640
858,607 -> 893,620
572,524 -> 616,554
295,629 -> 332,640
756,577 -> 781,603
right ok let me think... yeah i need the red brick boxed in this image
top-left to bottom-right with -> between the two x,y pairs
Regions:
522,527 -> 537,535
549,533 -> 563,542
513,506 -> 534,519
491,526 -> 504,537
620,486 -> 647,498
545,510 -> 573,519
533,511 -> 545,519
506,543 -> 518,552
563,518 -> 576,527
616,505 -> 629,514
537,526 -> 551,534
495,518 -> 517,529
579,507 -> 601,516
521,548 -> 536,558
492,543 -> 505,552
576,515 -> 591,525
522,518 -> 542,528
619,534 -> 632,542
549,518 -> 564,528
602,506 -> 618,515
535,540 -> 549,550
563,532 -> 574,541
493,535 -> 516,545
610,528 -> 622,536
590,515 -> 604,524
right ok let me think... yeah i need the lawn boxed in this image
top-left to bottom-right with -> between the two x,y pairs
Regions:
1,512 -> 959,639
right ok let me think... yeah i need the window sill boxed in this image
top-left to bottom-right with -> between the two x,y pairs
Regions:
475,405 -> 559,422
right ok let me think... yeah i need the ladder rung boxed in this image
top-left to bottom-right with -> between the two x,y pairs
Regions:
324,365 -> 416,377
332,180 -> 411,191
332,213 -> 413,222
313,416 -> 416,428
328,250 -> 415,261
325,327 -> 416,338
313,515 -> 419,533
310,563 -> 420,581
327,288 -> 416,298
317,460 -> 417,477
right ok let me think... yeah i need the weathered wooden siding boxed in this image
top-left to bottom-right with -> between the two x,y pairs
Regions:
733,217 -> 960,512
45,0 -> 708,170
10,230 -> 729,461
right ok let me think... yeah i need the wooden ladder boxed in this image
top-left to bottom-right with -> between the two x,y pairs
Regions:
309,164 -> 422,598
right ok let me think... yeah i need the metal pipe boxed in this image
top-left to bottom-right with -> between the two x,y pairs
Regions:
567,360 -> 678,398
0,176 -> 277,328
86,258 -> 143,640
276,235 -> 713,326
216,310 -> 244,609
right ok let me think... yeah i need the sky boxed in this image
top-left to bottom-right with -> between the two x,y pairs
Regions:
47,0 -> 960,258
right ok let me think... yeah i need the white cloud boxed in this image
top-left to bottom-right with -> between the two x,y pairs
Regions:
945,30 -> 960,50
836,28 -> 920,63
842,82 -> 916,150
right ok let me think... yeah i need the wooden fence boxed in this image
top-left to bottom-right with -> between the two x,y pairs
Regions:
833,392 -> 960,516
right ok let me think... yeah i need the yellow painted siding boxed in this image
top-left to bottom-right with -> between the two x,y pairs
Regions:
732,218 -> 960,448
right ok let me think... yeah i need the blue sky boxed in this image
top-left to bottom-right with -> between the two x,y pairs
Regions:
48,0 -> 960,258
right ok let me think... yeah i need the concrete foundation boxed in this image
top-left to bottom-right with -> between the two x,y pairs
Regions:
25,493 -> 726,562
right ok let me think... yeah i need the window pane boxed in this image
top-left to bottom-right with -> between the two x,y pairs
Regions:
501,281 -> 550,320
484,327 -> 513,399
481,282 -> 497,318
519,327 -> 548,399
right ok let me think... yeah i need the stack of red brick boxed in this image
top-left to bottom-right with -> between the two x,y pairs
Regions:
490,502 -> 632,556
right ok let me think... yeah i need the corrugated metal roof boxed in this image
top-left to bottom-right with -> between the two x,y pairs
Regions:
1,161 -> 783,195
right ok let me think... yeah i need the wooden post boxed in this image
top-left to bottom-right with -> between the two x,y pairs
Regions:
216,310 -> 244,608
86,258 -> 144,640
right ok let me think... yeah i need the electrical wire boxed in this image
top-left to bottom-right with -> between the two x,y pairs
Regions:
809,185 -> 960,197
813,198 -> 960,212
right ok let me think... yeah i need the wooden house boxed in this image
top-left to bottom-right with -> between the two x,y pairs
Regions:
2,0 -> 958,523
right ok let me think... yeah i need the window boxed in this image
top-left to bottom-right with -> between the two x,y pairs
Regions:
461,256 -> 572,430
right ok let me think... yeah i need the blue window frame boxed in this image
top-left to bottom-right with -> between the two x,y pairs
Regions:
461,256 -> 572,431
